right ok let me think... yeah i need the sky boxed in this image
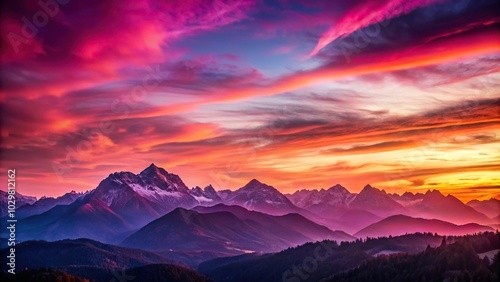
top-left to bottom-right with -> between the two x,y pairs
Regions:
0,0 -> 499,202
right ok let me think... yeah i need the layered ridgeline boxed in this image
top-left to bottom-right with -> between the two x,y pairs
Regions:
199,232 -> 500,282
0,190 -> 36,217
0,239 -> 213,282
0,164 -> 497,246
354,215 -> 494,238
15,191 -> 88,219
121,206 -> 354,253
4,233 -> 498,282
467,198 -> 500,219
0,164 -> 499,281
287,184 -> 498,231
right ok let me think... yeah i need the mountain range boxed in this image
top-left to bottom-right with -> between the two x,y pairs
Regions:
466,198 -> 500,219
2,164 -> 498,245
16,190 -> 87,219
354,215 -> 494,238
1,164 -> 499,281
0,190 -> 36,217
121,205 -> 353,255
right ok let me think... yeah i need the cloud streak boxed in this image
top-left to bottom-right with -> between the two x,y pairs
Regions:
0,0 -> 498,202
307,0 -> 446,57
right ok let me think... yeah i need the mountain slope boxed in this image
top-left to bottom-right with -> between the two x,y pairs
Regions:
467,198 -> 500,219
287,184 -> 355,209
408,190 -> 491,225
15,197 -> 133,243
191,185 -> 222,205
389,191 -> 425,207
354,215 -> 494,238
193,204 -> 354,243
122,208 -> 275,253
329,233 -> 500,282
89,163 -> 199,226
122,207 -> 353,255
349,185 -> 407,217
16,191 -> 87,219
336,209 -> 382,234
0,238 -> 176,281
14,164 -> 204,242
224,179 -> 300,215
0,190 -> 36,217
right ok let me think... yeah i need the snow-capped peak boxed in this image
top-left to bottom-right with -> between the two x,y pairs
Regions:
189,185 -> 222,205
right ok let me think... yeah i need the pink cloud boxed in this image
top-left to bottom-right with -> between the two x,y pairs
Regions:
0,0 -> 257,99
307,0 -> 445,58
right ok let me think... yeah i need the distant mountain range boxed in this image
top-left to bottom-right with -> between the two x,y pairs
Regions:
1,164 -> 499,282
0,190 -> 36,217
16,191 -> 88,219
221,179 -> 300,215
467,198 -> 500,219
288,184 -> 497,226
354,215 -> 494,238
1,164 -> 498,258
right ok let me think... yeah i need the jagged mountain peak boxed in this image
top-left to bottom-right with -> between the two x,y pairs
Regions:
193,184 -> 217,195
349,184 -> 406,216
140,163 -> 162,174
109,171 -> 137,182
224,179 -> 298,215
96,165 -> 196,203
203,185 -> 219,197
360,184 -> 386,194
192,186 -> 203,193
425,189 -> 444,197
362,184 -> 374,190
135,164 -> 189,192
289,183 -> 354,209
140,163 -> 172,179
402,191 -> 415,197
204,184 -> 216,192
189,184 -> 222,205
235,179 -> 289,199
327,184 -> 349,194
422,190 -> 465,205
81,165 -> 200,227
245,178 -> 264,186
240,179 -> 277,192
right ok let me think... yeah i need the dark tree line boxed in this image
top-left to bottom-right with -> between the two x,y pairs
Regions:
1,264 -> 213,282
330,232 -> 500,282
0,268 -> 90,282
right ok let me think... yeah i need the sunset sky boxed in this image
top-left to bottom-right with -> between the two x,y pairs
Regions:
1,0 -> 499,201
